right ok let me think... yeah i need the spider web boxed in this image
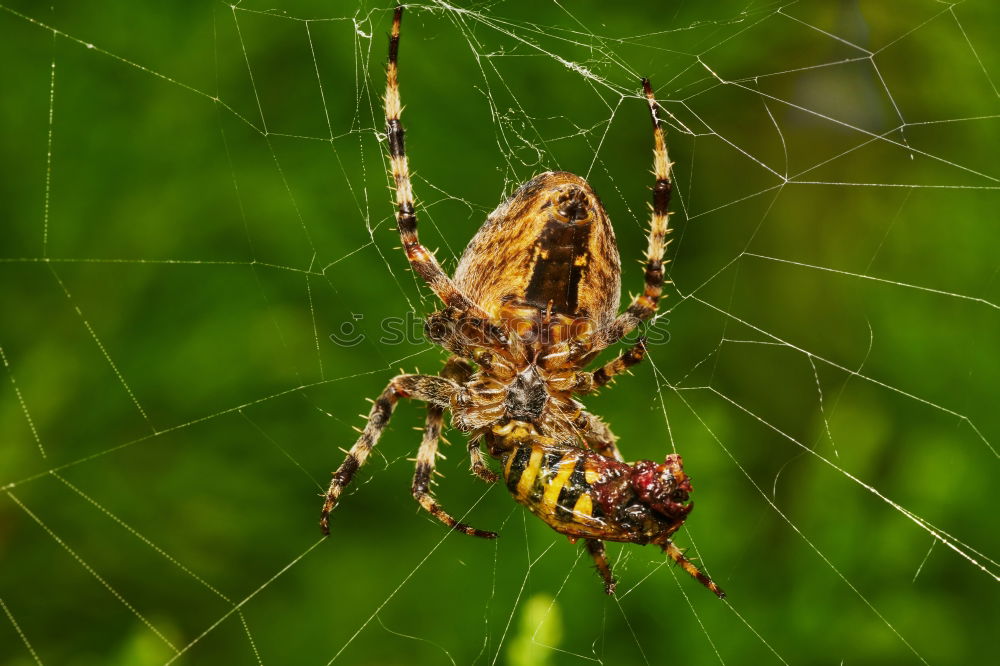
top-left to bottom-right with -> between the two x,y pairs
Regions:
1,0 -> 998,664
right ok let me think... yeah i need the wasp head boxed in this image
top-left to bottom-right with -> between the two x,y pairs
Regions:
630,454 -> 693,522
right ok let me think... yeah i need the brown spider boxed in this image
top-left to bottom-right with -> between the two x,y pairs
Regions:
320,5 -> 724,598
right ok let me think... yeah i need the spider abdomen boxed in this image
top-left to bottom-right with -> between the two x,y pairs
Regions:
453,171 -> 622,336
521,205 -> 591,313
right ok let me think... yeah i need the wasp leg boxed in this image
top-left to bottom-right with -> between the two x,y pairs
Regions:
663,540 -> 726,599
586,539 -> 617,595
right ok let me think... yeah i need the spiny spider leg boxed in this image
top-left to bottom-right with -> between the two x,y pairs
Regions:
438,353 -> 475,385
321,374 -> 472,535
586,539 -> 616,595
604,79 -> 674,347
413,404 -> 497,538
573,337 -> 647,395
592,337 -> 647,388
386,6 -> 486,317
468,438 -> 499,484
439,355 -> 498,484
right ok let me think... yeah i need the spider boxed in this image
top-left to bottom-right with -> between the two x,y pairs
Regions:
320,5 -> 724,598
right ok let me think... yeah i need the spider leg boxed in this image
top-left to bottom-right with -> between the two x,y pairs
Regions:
467,437 -> 499,484
575,411 -> 624,462
320,373 -> 457,535
425,308 -> 517,362
662,540 -> 726,599
586,539 -> 617,594
604,78 -> 673,347
573,337 -> 647,395
439,355 -> 498,483
592,337 -> 647,388
385,6 -> 485,316
412,404 -> 497,539
439,355 -> 475,383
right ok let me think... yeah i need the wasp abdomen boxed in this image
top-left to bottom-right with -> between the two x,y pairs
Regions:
498,438 -> 695,545
503,442 -> 608,538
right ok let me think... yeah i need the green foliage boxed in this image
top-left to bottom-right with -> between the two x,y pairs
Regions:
1,1 -> 997,665
507,594 -> 563,666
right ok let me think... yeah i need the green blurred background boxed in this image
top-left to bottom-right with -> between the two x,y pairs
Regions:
1,1 -> 998,664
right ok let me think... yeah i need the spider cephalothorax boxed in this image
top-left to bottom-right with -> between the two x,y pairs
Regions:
319,5 -> 724,598
422,170 -> 639,447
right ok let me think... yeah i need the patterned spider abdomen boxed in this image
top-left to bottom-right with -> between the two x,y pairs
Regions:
453,171 -> 622,345
493,432 -> 694,546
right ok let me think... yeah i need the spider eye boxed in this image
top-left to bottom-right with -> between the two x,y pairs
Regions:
670,489 -> 689,503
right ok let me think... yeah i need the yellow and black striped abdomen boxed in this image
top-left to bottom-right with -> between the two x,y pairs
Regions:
502,442 -> 611,539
